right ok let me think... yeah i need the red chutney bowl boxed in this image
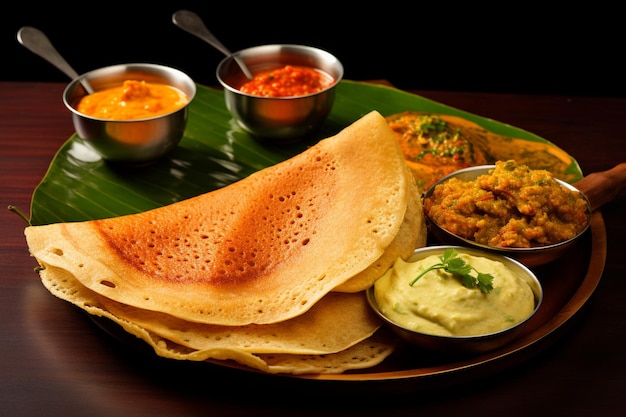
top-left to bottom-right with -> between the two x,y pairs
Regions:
216,44 -> 343,143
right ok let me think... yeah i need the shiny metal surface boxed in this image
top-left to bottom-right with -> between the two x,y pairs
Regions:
367,245 -> 543,356
63,63 -> 196,164
217,44 -> 343,143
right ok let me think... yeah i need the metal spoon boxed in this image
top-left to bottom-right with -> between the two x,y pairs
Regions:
16,26 -> 94,94
172,9 -> 254,80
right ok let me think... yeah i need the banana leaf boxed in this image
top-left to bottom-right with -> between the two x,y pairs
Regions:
30,80 -> 581,226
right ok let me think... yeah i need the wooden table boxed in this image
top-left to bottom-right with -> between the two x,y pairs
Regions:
2,82 -> 625,417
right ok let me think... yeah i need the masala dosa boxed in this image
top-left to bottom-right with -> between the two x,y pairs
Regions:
25,110 -> 417,326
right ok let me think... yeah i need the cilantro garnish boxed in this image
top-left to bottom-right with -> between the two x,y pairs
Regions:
409,249 -> 494,294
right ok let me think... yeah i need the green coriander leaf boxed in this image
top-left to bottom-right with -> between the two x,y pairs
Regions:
462,275 -> 476,289
446,258 -> 471,275
409,249 -> 495,294
476,272 -> 495,293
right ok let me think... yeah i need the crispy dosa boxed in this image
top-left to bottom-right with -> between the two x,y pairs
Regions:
99,291 -> 381,355
38,265 -> 394,374
25,111 -> 416,326
332,162 -> 426,292
39,262 -> 384,359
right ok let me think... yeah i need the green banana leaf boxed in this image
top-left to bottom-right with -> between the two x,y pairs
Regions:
30,80 -> 582,226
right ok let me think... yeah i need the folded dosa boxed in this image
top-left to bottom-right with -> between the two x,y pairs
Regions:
332,163 -> 426,292
99,291 -> 381,355
25,111 -> 415,326
39,263 -> 382,357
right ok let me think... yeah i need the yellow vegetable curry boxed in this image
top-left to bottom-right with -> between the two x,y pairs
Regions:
76,80 -> 189,120
423,160 -> 590,248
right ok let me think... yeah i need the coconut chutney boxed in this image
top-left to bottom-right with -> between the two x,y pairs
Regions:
374,253 -> 536,337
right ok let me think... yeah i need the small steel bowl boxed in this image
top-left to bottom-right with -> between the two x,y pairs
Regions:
367,245 -> 543,356
216,44 -> 343,143
422,165 -> 592,267
63,63 -> 196,164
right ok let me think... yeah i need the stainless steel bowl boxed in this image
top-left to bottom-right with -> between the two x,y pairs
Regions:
422,165 -> 592,267
367,245 -> 543,356
63,63 -> 196,164
216,44 -> 343,143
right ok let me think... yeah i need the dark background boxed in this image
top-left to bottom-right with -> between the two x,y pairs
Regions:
2,2 -> 624,97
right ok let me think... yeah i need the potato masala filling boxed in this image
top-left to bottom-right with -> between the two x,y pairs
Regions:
423,160 -> 590,248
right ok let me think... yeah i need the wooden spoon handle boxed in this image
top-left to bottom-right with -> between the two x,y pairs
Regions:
574,162 -> 626,211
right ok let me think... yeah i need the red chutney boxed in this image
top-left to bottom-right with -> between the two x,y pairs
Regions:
239,65 -> 333,97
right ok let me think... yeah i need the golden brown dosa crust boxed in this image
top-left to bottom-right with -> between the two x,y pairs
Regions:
37,263 -> 394,374
25,111 -> 411,326
98,291 -> 382,355
254,328 -> 399,374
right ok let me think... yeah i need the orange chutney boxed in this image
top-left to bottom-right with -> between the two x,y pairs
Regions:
76,80 -> 189,120
239,65 -> 333,97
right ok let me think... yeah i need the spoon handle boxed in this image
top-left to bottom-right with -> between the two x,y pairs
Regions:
17,26 -> 94,94
574,162 -> 626,211
172,10 -> 254,80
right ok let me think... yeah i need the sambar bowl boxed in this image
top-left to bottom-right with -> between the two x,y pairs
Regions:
367,245 -> 543,356
216,44 -> 343,143
63,63 -> 196,164
422,165 -> 592,267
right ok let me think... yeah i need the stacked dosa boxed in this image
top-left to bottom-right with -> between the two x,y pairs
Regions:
24,110 -> 424,374
38,263 -> 397,374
